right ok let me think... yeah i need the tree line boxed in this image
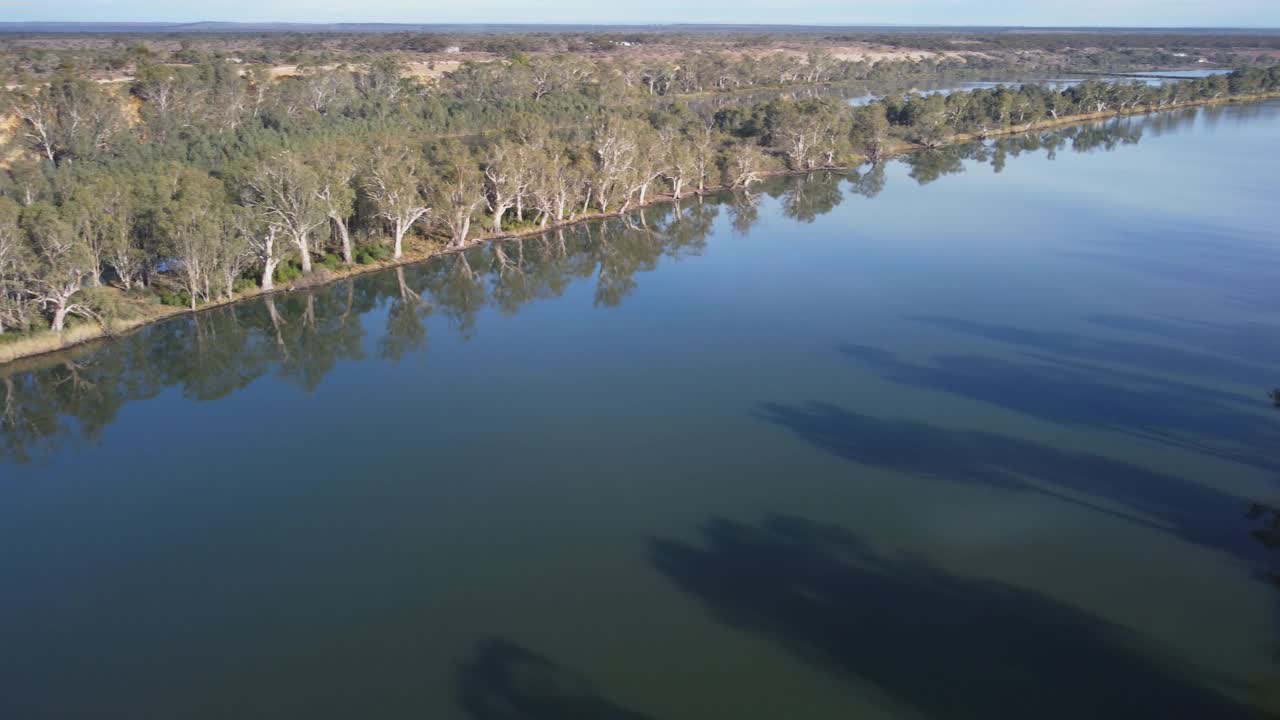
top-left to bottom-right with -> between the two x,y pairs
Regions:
1,55 -> 1277,338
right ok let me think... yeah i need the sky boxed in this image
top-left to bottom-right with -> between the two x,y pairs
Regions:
1,0 -> 1277,28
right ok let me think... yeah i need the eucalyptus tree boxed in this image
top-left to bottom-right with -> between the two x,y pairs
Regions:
235,208 -> 285,291
131,62 -> 224,141
242,151 -> 327,273
529,144 -> 583,226
8,76 -> 126,165
429,140 -> 484,249
904,93 -> 951,148
353,57 -> 408,118
0,158 -> 48,208
620,127 -> 666,212
301,67 -> 355,116
659,126 -> 697,199
851,104 -> 891,163
0,197 -> 30,334
102,176 -> 144,290
482,140 -> 530,234
730,145 -> 768,188
688,123 -> 723,195
589,117 -> 638,213
1043,89 -> 1069,119
309,137 -> 361,265
768,98 -> 851,170
1012,93 -> 1046,129
160,168 -> 236,310
130,63 -> 184,140
1069,80 -> 1113,114
364,141 -> 432,259
20,201 -> 95,331
184,58 -> 249,134
64,169 -> 135,287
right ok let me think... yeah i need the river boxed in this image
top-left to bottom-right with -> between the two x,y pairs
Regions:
2,100 -> 1278,719
843,68 -> 1236,106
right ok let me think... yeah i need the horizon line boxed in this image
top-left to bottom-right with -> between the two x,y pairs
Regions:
2,21 -> 1279,31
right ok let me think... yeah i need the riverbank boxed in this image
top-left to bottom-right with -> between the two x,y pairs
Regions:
2,90 -> 1277,370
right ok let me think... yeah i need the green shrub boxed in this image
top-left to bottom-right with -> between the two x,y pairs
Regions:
356,244 -> 392,265
159,291 -> 192,307
274,262 -> 302,284
78,287 -> 120,324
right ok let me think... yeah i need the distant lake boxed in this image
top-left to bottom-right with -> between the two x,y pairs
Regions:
846,68 -> 1237,105
2,101 -> 1279,719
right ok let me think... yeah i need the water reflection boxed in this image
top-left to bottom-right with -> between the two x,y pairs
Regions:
0,110 -> 1226,464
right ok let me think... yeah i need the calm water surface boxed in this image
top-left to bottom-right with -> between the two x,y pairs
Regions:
844,68 -> 1237,105
3,102 -> 1279,719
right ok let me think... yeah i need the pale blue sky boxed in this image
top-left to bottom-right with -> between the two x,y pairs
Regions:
1,0 -> 1276,28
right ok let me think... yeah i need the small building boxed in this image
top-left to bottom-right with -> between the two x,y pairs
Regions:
444,46 -> 461,54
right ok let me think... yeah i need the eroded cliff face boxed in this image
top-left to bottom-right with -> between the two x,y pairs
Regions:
0,113 -> 19,168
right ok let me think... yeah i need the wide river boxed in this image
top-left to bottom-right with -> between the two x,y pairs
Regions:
2,101 -> 1279,719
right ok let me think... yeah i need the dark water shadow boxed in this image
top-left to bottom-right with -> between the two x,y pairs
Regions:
1021,352 -> 1262,411
650,515 -> 1260,720
910,315 -> 1274,388
457,639 -> 653,720
1247,502 -> 1280,592
1087,314 -> 1280,369
839,343 -> 1280,473
755,401 -> 1262,564
1058,226 -> 1280,314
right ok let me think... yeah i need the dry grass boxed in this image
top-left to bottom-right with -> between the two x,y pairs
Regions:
0,324 -> 117,365
265,58 -> 472,81
266,63 -> 332,79
0,310 -> 180,365
0,287 -> 187,364
739,43 -> 976,64
404,60 -> 465,81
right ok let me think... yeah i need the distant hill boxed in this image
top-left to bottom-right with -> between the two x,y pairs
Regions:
1,22 -> 1278,35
